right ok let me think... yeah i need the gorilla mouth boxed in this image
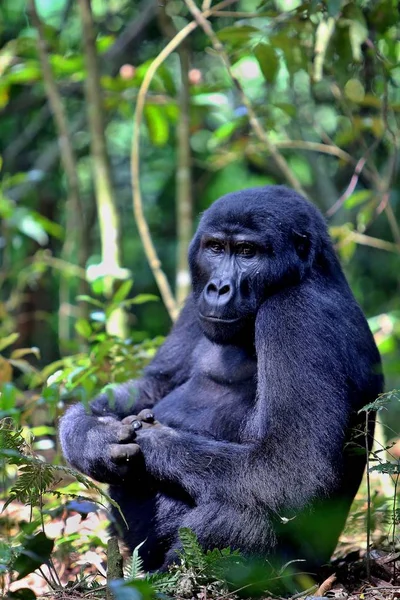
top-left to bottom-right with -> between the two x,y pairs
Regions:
200,314 -> 242,324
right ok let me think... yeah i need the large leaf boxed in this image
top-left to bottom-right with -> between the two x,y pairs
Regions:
254,43 -> 280,83
13,532 -> 54,580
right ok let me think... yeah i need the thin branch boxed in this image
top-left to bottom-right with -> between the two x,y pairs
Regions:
326,157 -> 367,218
184,0 -> 306,196
336,232 -> 400,254
272,140 -> 352,162
158,5 -> 193,306
131,0 -> 239,322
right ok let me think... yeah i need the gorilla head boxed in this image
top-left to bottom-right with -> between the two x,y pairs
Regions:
188,186 -> 333,344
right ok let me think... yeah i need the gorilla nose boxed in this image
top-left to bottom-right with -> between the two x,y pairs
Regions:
205,279 -> 233,307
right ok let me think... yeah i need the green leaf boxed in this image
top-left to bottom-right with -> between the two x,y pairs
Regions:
143,105 -> 169,147
343,190 -> 372,209
75,319 -> 92,339
112,280 -> 133,304
0,332 -> 19,352
130,294 -> 159,305
0,383 -> 18,410
254,43 -> 280,83
370,462 -> 399,475
13,532 -> 54,580
217,25 -> 259,43
76,295 -> 105,308
10,208 -> 48,245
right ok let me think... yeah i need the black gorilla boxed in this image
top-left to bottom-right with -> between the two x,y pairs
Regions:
60,186 -> 383,571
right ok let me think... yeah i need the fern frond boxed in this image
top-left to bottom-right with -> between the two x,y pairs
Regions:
126,541 -> 145,579
178,527 -> 206,570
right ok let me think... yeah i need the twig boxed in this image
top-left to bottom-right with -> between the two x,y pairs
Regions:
327,157 -> 367,217
365,411 -> 371,581
158,6 -> 193,306
131,0 -> 239,322
336,231 -> 400,254
184,0 -> 306,196
269,140 -> 352,162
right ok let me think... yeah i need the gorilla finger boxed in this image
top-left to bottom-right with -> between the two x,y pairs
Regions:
121,415 -> 138,425
137,409 -> 155,423
117,424 -> 136,443
110,443 -> 141,463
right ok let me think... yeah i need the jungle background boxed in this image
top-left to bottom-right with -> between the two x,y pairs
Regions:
1,0 -> 400,598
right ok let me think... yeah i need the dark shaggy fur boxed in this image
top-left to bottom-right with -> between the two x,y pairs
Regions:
60,186 -> 383,571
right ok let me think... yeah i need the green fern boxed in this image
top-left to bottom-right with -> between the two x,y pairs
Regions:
0,418 -> 126,525
125,541 -> 145,579
146,570 -> 180,593
178,527 -> 207,571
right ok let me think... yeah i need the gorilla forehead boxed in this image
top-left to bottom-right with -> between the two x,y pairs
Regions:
199,185 -> 324,235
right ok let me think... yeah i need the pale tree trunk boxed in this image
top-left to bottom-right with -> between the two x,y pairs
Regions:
175,44 -> 193,306
78,0 -> 128,338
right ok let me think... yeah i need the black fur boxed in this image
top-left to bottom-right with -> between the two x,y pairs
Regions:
59,186 -> 383,571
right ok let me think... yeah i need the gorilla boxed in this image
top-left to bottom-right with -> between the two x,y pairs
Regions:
60,186 -> 383,572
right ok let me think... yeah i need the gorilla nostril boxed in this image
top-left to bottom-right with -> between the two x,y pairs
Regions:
206,282 -> 218,295
219,284 -> 230,296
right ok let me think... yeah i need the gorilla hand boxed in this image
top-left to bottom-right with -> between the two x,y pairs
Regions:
109,410 -> 160,465
59,405 -> 159,484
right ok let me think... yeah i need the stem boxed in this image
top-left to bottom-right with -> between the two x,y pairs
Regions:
158,6 -> 193,306
131,0 -> 239,321
365,411 -> 371,581
78,0 -> 128,338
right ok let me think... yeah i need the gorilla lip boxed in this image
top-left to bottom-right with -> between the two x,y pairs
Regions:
200,314 -> 242,324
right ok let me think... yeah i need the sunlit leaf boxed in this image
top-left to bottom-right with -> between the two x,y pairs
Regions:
75,319 -> 92,339
0,333 -> 19,352
343,190 -> 372,209
129,294 -> 159,305
144,105 -> 169,147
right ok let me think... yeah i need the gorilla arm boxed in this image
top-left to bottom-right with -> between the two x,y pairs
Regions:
134,285 -> 351,513
59,298 -> 201,483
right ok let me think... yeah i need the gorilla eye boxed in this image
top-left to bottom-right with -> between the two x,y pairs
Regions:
206,240 -> 225,254
236,243 -> 256,257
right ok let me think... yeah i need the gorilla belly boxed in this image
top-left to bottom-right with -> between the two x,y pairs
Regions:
153,340 -> 257,441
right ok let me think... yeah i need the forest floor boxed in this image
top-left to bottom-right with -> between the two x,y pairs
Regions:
2,487 -> 400,600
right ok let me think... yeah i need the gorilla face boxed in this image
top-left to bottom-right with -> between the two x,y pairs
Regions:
189,186 -> 323,345
193,231 -> 267,344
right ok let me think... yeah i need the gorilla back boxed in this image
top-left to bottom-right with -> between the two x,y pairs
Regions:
60,186 -> 383,571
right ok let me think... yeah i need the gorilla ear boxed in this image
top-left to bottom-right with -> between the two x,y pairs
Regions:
292,230 -> 311,260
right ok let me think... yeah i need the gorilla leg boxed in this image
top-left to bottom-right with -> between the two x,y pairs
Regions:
110,487 -> 193,571
162,502 -> 274,568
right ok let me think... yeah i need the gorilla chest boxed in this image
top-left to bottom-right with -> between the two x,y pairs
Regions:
153,339 -> 257,441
